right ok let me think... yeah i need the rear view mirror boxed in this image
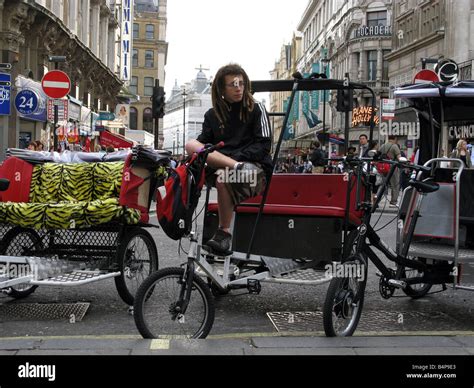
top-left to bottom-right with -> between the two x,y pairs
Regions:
0,178 -> 9,192
367,150 -> 378,158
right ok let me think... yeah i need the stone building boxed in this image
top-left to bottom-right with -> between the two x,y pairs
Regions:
387,0 -> 474,154
162,68 -> 212,156
0,0 -> 130,158
273,0 -> 393,154
130,0 -> 168,148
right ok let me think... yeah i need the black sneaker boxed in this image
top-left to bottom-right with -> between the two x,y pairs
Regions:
206,229 -> 233,255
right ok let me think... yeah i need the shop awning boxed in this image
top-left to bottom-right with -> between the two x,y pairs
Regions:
100,130 -> 136,149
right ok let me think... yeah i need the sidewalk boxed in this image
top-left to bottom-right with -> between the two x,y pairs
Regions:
0,333 -> 473,355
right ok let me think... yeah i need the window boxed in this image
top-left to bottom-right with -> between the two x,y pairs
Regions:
367,50 -> 377,81
144,77 -> 154,96
132,49 -> 138,67
133,23 -> 139,40
382,50 -> 391,80
145,50 -> 154,67
367,11 -> 387,27
129,107 -> 138,130
130,76 -> 138,96
146,24 -> 154,40
143,108 -> 153,132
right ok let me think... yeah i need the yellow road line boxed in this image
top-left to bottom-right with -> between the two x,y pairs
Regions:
0,331 -> 473,343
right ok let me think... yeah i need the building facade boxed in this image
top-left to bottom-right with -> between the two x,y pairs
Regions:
162,68 -> 212,156
387,0 -> 474,154
0,0 -> 130,158
269,34 -> 302,149
273,0 -> 393,155
130,0 -> 168,148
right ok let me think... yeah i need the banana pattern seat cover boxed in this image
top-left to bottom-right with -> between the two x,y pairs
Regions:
0,161 -> 141,230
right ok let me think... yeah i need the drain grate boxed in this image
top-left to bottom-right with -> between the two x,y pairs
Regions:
267,310 -> 467,333
0,302 -> 90,321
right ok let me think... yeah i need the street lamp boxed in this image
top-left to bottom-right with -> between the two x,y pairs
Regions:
321,54 -> 330,151
182,88 -> 188,157
47,55 -> 66,151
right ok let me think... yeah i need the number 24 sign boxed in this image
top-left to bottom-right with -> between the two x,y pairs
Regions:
15,89 -> 39,115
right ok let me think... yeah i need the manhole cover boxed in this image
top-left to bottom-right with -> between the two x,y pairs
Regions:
267,310 -> 467,332
0,302 -> 90,321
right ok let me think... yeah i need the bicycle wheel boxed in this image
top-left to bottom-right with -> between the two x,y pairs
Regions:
323,229 -> 367,337
134,267 -> 215,339
0,227 -> 42,299
398,258 -> 432,299
115,227 -> 159,305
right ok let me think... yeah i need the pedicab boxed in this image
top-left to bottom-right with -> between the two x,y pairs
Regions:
321,79 -> 474,337
394,80 -> 474,292
133,76 -> 380,339
0,146 -> 170,305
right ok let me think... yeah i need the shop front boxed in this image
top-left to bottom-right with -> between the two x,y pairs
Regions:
15,76 -> 48,149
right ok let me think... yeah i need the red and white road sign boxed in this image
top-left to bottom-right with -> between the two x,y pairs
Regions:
413,69 -> 440,84
41,70 -> 71,99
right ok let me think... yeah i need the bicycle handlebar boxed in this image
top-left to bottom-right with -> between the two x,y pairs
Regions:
325,156 -> 432,173
198,142 -> 225,155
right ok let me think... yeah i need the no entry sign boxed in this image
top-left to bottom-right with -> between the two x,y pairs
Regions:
41,70 -> 71,99
413,69 -> 440,84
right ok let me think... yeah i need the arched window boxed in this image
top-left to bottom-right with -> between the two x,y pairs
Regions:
143,108 -> 153,132
130,107 -> 138,130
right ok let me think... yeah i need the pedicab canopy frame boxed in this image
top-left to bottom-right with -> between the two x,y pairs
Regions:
245,77 -> 378,259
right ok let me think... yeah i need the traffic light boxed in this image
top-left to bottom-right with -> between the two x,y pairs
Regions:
152,86 -> 165,119
336,88 -> 354,112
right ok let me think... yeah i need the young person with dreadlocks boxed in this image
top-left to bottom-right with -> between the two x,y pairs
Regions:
186,64 -> 272,254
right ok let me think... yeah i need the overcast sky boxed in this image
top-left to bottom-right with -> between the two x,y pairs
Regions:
164,0 -> 309,96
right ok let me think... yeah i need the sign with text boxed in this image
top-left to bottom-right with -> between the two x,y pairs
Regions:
352,106 -> 380,127
15,89 -> 38,115
47,99 -> 68,121
120,0 -> 133,82
0,73 -> 11,115
381,98 -> 396,121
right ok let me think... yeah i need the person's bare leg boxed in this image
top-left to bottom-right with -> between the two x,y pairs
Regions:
186,140 -> 237,170
186,140 -> 237,237
215,180 -> 234,233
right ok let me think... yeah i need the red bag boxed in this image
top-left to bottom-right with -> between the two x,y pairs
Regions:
156,154 -> 206,240
376,161 -> 391,176
376,145 -> 395,176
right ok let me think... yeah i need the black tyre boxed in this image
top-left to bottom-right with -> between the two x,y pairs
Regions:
0,227 -> 42,299
134,267 -> 215,339
323,228 -> 367,337
115,228 -> 158,305
398,258 -> 432,299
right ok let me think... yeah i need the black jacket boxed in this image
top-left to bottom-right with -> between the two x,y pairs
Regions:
197,101 -> 273,175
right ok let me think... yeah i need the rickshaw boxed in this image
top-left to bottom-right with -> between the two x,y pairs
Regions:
133,76 -> 382,339
0,146 -> 170,305
322,80 -> 474,336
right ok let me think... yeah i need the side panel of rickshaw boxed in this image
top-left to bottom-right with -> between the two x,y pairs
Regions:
203,173 -> 364,263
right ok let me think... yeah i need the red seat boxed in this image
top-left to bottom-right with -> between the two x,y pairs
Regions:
208,174 -> 363,226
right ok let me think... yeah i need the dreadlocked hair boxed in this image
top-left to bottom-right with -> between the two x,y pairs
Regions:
211,64 -> 255,128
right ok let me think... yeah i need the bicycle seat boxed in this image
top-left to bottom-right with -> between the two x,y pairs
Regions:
409,180 -> 440,194
0,178 -> 9,192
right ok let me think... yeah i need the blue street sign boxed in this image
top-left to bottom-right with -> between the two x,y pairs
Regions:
15,89 -> 39,115
0,73 -> 11,115
98,111 -> 115,121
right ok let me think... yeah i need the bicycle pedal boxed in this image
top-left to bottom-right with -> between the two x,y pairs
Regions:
388,279 -> 407,289
201,244 -> 233,258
